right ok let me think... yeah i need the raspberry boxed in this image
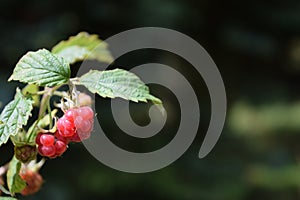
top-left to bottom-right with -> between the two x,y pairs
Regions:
35,133 -> 42,145
57,117 -> 75,137
54,131 -> 68,144
15,145 -> 37,163
64,109 -> 77,121
55,140 -> 67,156
57,106 -> 94,142
20,170 -> 43,196
68,132 -> 81,142
77,106 -> 94,120
78,93 -> 92,107
38,145 -> 56,157
40,134 -> 55,146
37,131 -> 68,158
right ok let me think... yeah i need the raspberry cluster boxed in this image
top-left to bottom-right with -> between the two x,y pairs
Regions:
36,131 -> 67,158
36,106 -> 94,158
57,106 -> 94,142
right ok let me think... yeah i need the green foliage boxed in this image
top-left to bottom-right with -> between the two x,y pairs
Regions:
0,31 -> 162,198
8,49 -> 71,87
0,184 -> 11,195
0,89 -> 33,145
7,157 -> 26,195
21,84 -> 40,107
0,197 -> 18,200
229,101 -> 300,135
52,32 -> 113,64
79,69 -> 161,103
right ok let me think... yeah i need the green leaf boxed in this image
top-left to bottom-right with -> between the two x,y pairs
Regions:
78,69 -> 161,103
0,184 -> 11,195
52,32 -> 113,64
22,84 -> 40,107
8,49 -> 70,87
0,88 -> 33,146
7,157 -> 26,195
0,197 -> 18,200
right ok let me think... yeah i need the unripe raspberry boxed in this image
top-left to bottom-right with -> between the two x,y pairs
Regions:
78,92 -> 92,107
20,170 -> 43,196
15,145 -> 37,163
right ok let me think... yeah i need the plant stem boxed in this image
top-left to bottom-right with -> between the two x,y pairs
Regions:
27,85 -> 62,141
47,98 -> 52,129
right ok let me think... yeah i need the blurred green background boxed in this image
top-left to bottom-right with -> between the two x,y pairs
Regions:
1,0 -> 300,199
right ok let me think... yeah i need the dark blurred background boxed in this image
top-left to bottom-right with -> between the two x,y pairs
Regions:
1,0 -> 300,199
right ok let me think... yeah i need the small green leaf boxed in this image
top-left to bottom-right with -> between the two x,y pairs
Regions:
0,197 -> 18,200
0,184 -> 11,195
52,32 -> 113,64
7,157 -> 26,195
78,69 -> 161,103
22,84 -> 40,107
9,49 -> 70,87
0,88 -> 33,146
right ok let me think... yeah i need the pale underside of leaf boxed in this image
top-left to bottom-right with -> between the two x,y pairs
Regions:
52,32 -> 113,64
79,69 -> 161,103
8,49 -> 70,87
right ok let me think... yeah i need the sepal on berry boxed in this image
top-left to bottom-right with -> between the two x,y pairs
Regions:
15,145 -> 37,163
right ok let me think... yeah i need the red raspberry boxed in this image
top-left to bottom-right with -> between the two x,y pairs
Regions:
57,106 -> 94,142
20,170 -> 43,196
36,131 -> 68,158
68,133 -> 80,142
40,134 -> 55,146
54,131 -> 68,144
55,140 -> 67,156
77,106 -> 94,120
35,133 -> 42,145
57,117 -> 76,137
38,145 -> 56,157
64,109 -> 78,121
